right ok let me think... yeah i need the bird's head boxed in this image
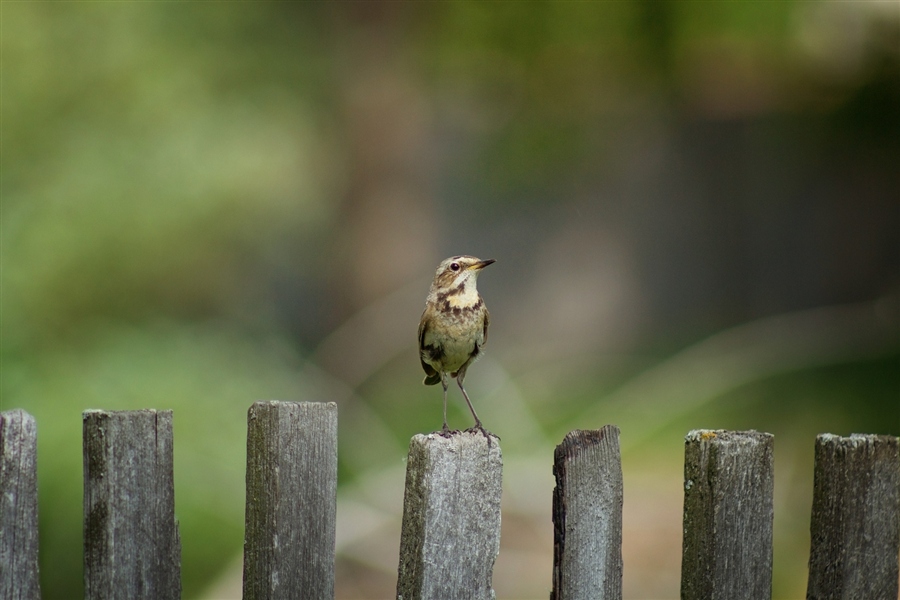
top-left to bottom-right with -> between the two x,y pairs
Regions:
431,255 -> 495,294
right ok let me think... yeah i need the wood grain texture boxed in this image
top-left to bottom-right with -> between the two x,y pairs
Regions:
242,401 -> 338,600
83,409 -> 181,600
0,409 -> 41,600
806,433 -> 900,600
551,426 -> 623,600
681,429 -> 774,600
396,432 -> 502,600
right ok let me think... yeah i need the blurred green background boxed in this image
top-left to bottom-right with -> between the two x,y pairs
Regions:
3,2 -> 898,598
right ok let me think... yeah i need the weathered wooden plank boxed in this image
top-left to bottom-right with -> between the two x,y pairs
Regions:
551,426 -> 623,600
806,433 -> 900,600
242,401 -> 338,600
83,409 -> 181,600
681,429 -> 774,600
396,432 -> 502,600
0,409 -> 41,600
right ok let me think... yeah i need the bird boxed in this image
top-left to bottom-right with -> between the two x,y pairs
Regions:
418,255 -> 496,442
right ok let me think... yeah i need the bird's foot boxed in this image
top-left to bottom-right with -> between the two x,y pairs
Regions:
436,424 -> 458,439
464,424 -> 499,447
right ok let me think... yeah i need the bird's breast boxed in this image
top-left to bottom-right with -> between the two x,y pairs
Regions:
438,296 -> 484,318
421,302 -> 486,372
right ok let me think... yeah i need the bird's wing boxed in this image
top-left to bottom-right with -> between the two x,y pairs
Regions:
482,305 -> 490,346
418,310 -> 439,380
418,309 -> 430,350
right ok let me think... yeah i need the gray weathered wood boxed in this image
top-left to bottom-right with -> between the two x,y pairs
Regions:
396,432 -> 502,600
806,433 -> 900,600
83,409 -> 181,600
242,401 -> 338,600
551,426 -> 623,600
0,409 -> 41,600
681,429 -> 774,600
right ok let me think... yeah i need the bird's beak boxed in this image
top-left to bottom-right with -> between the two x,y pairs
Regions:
470,259 -> 496,271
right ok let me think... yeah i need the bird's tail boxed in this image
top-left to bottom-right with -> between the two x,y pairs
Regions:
423,372 -> 441,386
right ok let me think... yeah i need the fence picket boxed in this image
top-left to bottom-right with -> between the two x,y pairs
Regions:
396,432 -> 502,600
242,401 -> 338,600
83,409 -> 181,600
551,426 -> 623,600
6,401 -> 896,598
0,409 -> 41,600
806,433 -> 900,600
681,429 -> 774,600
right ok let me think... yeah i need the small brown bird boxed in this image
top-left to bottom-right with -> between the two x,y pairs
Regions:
418,255 -> 496,441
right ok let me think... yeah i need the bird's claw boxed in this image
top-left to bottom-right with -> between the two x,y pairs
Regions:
465,424 -> 498,447
437,426 -> 459,439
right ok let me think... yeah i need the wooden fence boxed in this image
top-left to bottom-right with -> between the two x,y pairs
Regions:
1,403 -> 898,600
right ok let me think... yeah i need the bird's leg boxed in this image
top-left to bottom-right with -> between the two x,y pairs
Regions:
439,373 -> 452,438
457,370 -> 497,445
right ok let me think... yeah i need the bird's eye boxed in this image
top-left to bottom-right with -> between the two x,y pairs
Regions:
450,262 -> 460,271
